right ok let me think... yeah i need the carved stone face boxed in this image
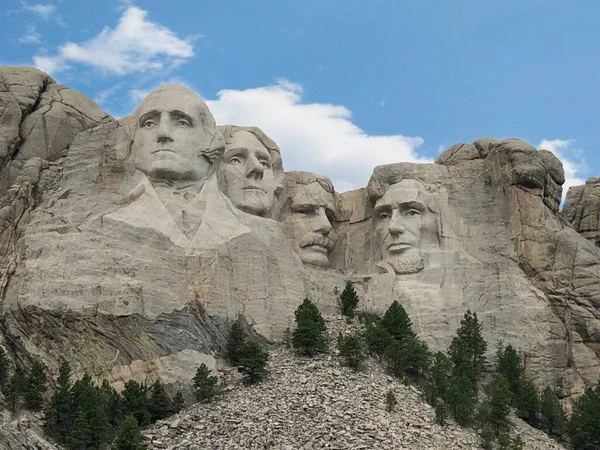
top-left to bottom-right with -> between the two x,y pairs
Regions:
374,179 -> 427,274
281,181 -> 335,268
219,130 -> 276,216
132,87 -> 216,182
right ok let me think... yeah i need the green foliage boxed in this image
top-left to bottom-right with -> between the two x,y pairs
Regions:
356,311 -> 382,326
431,352 -> 452,402
514,378 -> 539,426
337,332 -> 365,370
385,390 -> 397,412
477,375 -> 512,440
449,310 -> 487,382
24,360 -> 47,411
101,379 -> 126,427
45,362 -> 74,443
0,347 -> 9,390
67,407 -> 92,450
539,387 -> 566,439
172,390 -> 185,413
339,281 -> 359,318
363,322 -> 393,356
114,414 -> 147,450
148,381 -> 171,422
5,368 -> 25,412
122,380 -> 151,427
384,336 -> 431,378
381,301 -> 416,342
479,424 -> 495,450
282,327 -> 292,349
237,341 -> 269,384
496,344 -> 522,394
292,298 -> 327,356
446,374 -> 478,426
227,321 -> 246,365
435,402 -> 449,426
569,384 -> 600,450
193,363 -> 219,402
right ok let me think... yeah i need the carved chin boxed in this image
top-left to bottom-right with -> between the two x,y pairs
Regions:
381,252 -> 424,275
299,247 -> 331,268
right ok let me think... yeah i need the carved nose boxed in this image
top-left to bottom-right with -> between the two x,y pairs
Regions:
315,208 -> 332,235
245,156 -> 264,180
388,212 -> 405,234
157,121 -> 173,143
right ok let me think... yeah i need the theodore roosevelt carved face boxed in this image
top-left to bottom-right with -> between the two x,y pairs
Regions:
131,85 -> 222,182
374,179 -> 429,275
280,172 -> 336,268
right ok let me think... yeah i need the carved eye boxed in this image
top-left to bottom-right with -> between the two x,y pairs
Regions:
295,207 -> 314,216
378,211 -> 390,220
142,120 -> 156,128
176,119 -> 190,127
259,160 -> 271,169
406,209 -> 421,217
228,156 -> 242,165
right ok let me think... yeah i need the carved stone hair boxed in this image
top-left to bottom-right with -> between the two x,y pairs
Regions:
283,171 -> 335,196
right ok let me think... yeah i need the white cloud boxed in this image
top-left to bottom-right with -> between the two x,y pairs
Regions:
206,79 -> 429,191
538,138 -> 587,200
19,25 -> 41,44
33,5 -> 198,76
23,2 -> 56,17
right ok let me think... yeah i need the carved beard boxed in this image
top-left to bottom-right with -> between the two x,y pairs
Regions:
378,249 -> 424,275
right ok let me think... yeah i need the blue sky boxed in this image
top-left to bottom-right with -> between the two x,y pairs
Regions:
1,0 -> 597,193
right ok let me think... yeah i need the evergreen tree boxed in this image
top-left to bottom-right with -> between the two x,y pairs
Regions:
67,407 -> 92,450
435,402 -> 449,426
449,310 -> 487,382
514,378 -> 539,426
431,352 -> 452,402
45,361 -> 74,444
237,341 -> 269,383
337,332 -> 365,370
193,363 -> 219,402
385,390 -> 397,412
172,390 -> 185,413
363,322 -> 393,356
0,347 -> 9,390
569,384 -> 600,450
446,374 -> 477,426
496,344 -> 522,395
227,321 -> 246,365
24,360 -> 47,411
5,368 -> 25,412
87,395 -> 113,449
381,301 -> 416,342
148,380 -> 171,422
292,298 -> 327,355
479,374 -> 512,438
539,387 -> 566,438
384,336 -> 431,378
101,379 -> 125,427
114,414 -> 147,450
339,281 -> 359,318
122,380 -> 151,427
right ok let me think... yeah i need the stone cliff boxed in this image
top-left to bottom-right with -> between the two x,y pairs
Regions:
0,67 -> 599,404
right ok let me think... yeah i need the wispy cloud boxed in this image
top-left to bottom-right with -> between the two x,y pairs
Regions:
206,79 -> 429,191
22,2 -> 56,17
19,25 -> 41,44
33,5 -> 199,76
538,138 -> 587,200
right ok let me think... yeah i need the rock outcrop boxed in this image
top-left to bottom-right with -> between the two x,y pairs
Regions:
563,177 -> 600,247
1,68 -> 600,408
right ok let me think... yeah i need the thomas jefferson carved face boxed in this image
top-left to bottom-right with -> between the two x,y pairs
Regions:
374,179 -> 428,274
219,130 -> 277,216
132,86 -> 219,182
281,179 -> 335,268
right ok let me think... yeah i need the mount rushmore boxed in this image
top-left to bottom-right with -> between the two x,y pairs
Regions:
1,66 -> 600,402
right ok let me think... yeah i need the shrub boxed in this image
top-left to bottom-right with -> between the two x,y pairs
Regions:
193,363 -> 219,402
114,414 -> 147,450
363,322 -> 393,356
172,390 -> 185,413
337,332 -> 365,370
385,390 -> 397,412
237,341 -> 269,384
339,281 -> 359,318
384,336 -> 431,379
435,402 -> 449,426
227,321 -> 246,365
356,311 -> 382,326
292,298 -> 327,356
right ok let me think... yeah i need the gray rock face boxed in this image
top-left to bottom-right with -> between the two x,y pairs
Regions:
1,70 -> 600,404
564,177 -> 600,247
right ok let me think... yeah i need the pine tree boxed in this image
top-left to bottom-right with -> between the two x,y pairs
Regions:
45,361 -> 74,444
539,387 -> 566,438
5,368 -> 25,412
172,390 -> 185,413
122,380 -> 151,427
292,298 -> 327,355
381,301 -> 416,342
24,360 -> 47,411
385,390 -> 397,412
480,374 -> 512,438
87,394 -> 114,449
514,378 -> 539,426
67,407 -> 92,450
227,321 -> 246,365
431,351 -> 452,402
339,281 -> 359,318
114,414 -> 147,450
0,347 -> 9,390
237,341 -> 269,383
384,336 -> 431,378
435,402 -> 449,426
569,384 -> 600,450
148,380 -> 171,422
100,379 -> 125,427
193,363 -> 219,402
337,332 -> 365,370
449,310 -> 487,382
446,374 -> 477,426
496,344 -> 522,394
363,322 -> 393,356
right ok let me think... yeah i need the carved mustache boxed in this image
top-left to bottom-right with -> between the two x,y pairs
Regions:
299,233 -> 335,251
